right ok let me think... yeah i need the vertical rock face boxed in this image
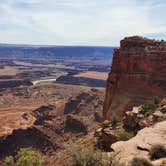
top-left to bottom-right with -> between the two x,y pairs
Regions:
103,36 -> 166,119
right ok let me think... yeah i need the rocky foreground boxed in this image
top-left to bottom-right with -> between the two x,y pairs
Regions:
112,121 -> 166,165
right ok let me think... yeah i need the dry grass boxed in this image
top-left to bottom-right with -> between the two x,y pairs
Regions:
66,143 -> 120,166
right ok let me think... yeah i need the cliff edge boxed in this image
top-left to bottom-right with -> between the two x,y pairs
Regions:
103,36 -> 166,119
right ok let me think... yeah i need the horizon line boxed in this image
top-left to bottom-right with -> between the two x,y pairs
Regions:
0,42 -> 118,48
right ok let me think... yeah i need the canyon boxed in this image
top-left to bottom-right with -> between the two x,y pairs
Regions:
0,83 -> 105,165
0,36 -> 166,166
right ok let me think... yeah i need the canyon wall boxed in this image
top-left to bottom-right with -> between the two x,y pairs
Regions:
0,79 -> 32,91
103,36 -> 166,119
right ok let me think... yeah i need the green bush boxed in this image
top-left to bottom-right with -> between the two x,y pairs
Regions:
3,156 -> 15,166
3,148 -> 42,166
141,100 -> 156,115
149,144 -> 166,160
16,148 -> 42,166
130,157 -> 152,166
140,97 -> 160,115
110,114 -> 121,128
117,131 -> 134,141
66,143 -> 120,166
153,96 -> 160,105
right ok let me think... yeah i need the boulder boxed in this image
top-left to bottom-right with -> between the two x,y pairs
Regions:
94,121 -> 118,151
123,107 -> 142,133
111,121 -> 166,165
158,99 -> 166,114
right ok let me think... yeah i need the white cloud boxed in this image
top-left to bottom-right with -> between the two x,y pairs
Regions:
0,0 -> 165,45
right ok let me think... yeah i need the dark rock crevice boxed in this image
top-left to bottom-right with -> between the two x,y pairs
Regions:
0,127 -> 57,159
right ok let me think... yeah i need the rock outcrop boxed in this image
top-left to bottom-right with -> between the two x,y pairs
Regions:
94,120 -> 118,151
33,105 -> 55,125
0,111 -> 35,139
123,99 -> 166,133
103,36 -> 166,119
0,126 -> 57,159
64,114 -> 88,134
111,121 -> 166,165
64,91 -> 103,116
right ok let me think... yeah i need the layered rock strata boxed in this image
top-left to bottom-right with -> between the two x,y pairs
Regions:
103,36 -> 166,119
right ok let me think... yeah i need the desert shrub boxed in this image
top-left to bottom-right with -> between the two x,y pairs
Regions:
141,100 -> 156,115
130,157 -> 152,166
3,156 -> 15,166
153,96 -> 160,105
110,114 -> 121,127
117,131 -> 134,141
2,149 -> 42,166
140,96 -> 161,115
16,148 -> 42,166
66,143 -> 120,166
149,144 -> 166,160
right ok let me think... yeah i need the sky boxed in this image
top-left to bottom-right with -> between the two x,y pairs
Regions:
0,0 -> 166,46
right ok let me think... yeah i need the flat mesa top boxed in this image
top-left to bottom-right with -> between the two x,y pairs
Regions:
120,36 -> 166,50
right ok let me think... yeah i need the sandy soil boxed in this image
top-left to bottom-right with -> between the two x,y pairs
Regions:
0,110 -> 35,137
74,71 -> 108,80
0,66 -> 19,76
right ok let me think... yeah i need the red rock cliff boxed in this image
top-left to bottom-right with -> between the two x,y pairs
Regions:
103,36 -> 166,119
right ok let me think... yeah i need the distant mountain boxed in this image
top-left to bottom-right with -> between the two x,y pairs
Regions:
0,44 -> 115,60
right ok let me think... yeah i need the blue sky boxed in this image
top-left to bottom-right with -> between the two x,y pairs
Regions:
0,0 -> 165,46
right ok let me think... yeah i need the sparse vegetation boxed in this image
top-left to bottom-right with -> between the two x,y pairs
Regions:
140,97 -> 160,115
3,148 -> 43,166
66,143 -> 120,166
141,100 -> 156,115
16,148 -> 42,166
117,131 -> 134,141
110,114 -> 121,127
153,96 -> 160,105
130,157 -> 152,166
3,156 -> 15,166
149,144 -> 166,160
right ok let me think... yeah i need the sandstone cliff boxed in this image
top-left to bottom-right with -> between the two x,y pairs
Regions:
103,36 -> 166,119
